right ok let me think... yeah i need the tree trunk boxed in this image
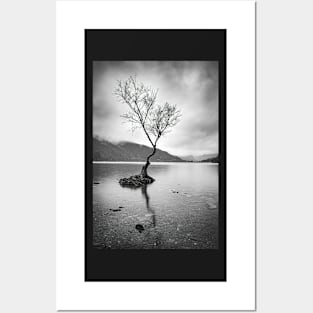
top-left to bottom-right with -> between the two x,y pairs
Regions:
141,146 -> 156,178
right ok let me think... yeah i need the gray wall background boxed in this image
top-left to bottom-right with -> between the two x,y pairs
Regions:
0,0 -> 312,312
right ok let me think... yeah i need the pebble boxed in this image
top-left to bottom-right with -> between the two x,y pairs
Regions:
135,224 -> 145,233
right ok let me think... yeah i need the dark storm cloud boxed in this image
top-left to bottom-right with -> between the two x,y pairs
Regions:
93,61 -> 218,156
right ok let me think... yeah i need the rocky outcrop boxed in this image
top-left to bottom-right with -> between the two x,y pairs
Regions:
119,174 -> 154,188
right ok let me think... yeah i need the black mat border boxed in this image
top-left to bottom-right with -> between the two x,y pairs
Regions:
85,30 -> 226,281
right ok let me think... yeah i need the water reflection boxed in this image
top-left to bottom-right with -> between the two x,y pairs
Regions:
120,182 -> 156,227
140,184 -> 161,247
93,163 -> 218,249
141,184 -> 156,227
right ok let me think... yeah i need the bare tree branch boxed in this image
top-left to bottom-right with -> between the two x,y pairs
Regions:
114,76 -> 181,177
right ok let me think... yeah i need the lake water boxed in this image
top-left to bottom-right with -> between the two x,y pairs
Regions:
93,162 -> 219,249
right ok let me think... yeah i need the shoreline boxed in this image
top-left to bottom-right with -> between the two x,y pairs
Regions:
93,161 -> 219,165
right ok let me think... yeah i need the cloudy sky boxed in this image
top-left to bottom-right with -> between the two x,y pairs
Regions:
93,61 -> 218,157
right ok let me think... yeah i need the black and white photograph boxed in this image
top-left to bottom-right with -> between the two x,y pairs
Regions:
85,30 -> 226,281
93,61 -> 219,250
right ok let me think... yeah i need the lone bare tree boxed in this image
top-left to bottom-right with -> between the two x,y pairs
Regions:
115,76 -> 181,183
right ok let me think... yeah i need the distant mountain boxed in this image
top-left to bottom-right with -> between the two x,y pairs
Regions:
179,153 -> 218,162
93,138 -> 184,162
179,155 -> 196,162
201,156 -> 219,163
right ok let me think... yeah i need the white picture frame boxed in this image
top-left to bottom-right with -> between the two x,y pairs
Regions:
56,0 -> 255,310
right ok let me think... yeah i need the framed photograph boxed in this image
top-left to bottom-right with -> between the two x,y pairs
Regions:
57,0 -> 255,310
86,30 -> 226,281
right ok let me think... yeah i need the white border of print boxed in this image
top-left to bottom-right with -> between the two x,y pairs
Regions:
56,1 -> 255,311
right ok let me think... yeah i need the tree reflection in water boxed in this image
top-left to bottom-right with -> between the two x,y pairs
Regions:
141,184 -> 162,247
119,182 -> 161,247
141,184 -> 156,227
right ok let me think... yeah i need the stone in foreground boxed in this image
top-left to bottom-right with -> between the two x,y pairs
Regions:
119,174 -> 155,188
135,224 -> 145,233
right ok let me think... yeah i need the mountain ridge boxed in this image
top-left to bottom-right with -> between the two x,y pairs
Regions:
179,153 -> 218,162
93,137 -> 219,163
93,138 -> 184,162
